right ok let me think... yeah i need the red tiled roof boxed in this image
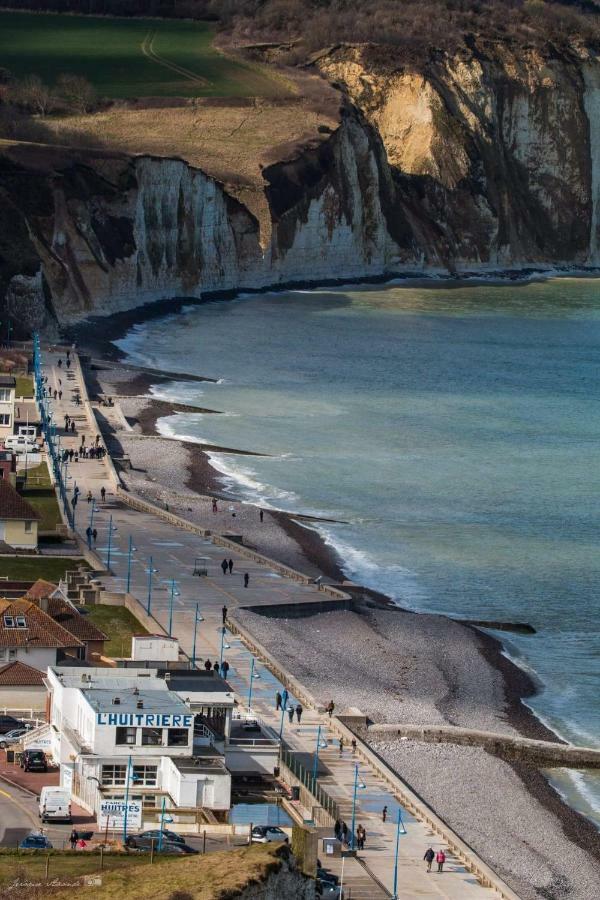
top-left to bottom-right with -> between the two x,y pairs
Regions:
0,599 -> 83,649
24,582 -> 107,644
0,481 -> 40,521
0,660 -> 46,686
25,579 -> 57,600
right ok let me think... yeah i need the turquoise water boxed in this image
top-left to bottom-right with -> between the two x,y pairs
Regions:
116,278 -> 600,826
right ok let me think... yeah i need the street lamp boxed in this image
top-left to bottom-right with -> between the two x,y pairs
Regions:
312,725 -> 328,785
191,604 -> 204,669
247,657 -> 260,711
88,504 -> 100,546
164,578 -> 180,636
122,755 -> 141,844
106,515 -> 118,570
392,807 -> 407,899
126,535 -> 137,593
158,797 -> 173,851
350,764 -> 367,851
219,625 -> 230,667
146,556 -> 158,615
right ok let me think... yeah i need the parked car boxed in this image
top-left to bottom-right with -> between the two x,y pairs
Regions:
126,835 -> 198,854
0,728 -> 29,749
0,715 -> 25,736
250,826 -> 288,843
38,786 -> 71,823
19,833 -> 53,850
133,829 -> 185,845
317,868 -> 339,886
20,749 -> 47,772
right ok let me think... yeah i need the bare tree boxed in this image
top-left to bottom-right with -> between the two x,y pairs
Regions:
7,75 -> 55,116
56,73 -> 98,114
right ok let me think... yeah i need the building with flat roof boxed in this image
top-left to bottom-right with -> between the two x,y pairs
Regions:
0,375 -> 15,441
32,666 -> 233,826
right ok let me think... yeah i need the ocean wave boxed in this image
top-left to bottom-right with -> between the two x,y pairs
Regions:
204,452 -> 300,507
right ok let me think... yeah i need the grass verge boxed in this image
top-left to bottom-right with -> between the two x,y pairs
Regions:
79,605 -> 148,658
0,557 -> 88,582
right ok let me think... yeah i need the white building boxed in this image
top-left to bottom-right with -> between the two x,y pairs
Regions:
36,666 -> 233,828
0,375 -> 15,440
131,635 -> 179,662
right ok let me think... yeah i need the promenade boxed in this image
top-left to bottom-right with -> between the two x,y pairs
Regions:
38,344 -> 510,899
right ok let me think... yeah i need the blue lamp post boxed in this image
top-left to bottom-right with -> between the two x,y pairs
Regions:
166,578 -> 180,636
191,603 -> 203,669
126,536 -> 137,593
312,725 -> 328,785
392,807 -> 407,899
278,703 -> 287,740
106,514 -> 117,569
146,556 -> 157,615
122,755 -> 141,844
350,764 -> 367,851
219,625 -> 230,667
247,657 -> 260,711
158,797 -> 173,851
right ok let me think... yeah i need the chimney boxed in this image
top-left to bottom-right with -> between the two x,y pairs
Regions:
112,697 -> 120,705
136,699 -> 143,709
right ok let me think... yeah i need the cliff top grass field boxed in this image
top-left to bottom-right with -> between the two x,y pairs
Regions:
0,10 -> 287,98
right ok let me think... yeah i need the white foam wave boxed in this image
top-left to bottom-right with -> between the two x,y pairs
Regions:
205,452 -> 299,507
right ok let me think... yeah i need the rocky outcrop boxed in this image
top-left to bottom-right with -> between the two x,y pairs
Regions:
3,41 -> 600,332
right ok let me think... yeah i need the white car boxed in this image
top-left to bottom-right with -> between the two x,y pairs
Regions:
0,728 -> 29,749
251,826 -> 288,843
3,436 -> 39,455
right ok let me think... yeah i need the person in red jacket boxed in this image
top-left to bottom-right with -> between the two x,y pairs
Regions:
436,849 -> 446,872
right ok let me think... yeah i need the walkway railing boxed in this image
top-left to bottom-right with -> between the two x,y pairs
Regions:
280,744 -> 339,824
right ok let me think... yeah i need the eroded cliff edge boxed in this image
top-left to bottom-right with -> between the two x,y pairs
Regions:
3,42 -> 600,332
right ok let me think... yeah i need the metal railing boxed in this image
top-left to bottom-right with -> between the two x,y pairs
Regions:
280,745 -> 339,822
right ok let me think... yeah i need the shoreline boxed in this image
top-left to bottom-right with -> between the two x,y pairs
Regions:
77,324 -> 600,872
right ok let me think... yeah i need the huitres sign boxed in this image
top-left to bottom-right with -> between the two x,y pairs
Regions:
96,713 -> 193,728
98,799 -> 142,830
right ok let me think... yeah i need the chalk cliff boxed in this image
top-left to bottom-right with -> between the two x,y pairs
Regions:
2,41 -> 600,332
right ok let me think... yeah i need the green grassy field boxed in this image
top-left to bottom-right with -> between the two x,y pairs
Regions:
79,604 -> 148,658
0,556 -> 88,582
0,11 -> 285,99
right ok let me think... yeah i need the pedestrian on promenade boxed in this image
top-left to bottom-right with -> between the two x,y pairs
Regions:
276,691 -> 282,711
74,486 -> 80,498
326,700 -> 335,718
64,414 -> 69,428
221,660 -> 230,679
95,434 -> 100,447
339,737 -> 344,756
204,659 -> 212,671
81,434 -> 85,445
69,829 -> 77,850
87,491 -> 92,504
334,819 -> 342,841
213,661 -> 220,673
68,449 -> 74,462
424,847 -> 435,872
58,359 -> 62,368
222,605 -> 227,625
259,509 -> 264,523
436,850 -> 446,873
53,389 -> 57,400
70,420 -> 75,433
58,390 -> 62,400
66,359 -> 71,369
100,486 -> 106,501
295,703 -> 303,723
341,822 -> 348,845
71,495 -> 78,509
86,526 -> 92,546
212,498 -> 218,513
244,573 -> 249,588
221,559 -> 228,575
66,350 -> 70,361
357,825 -> 366,850
281,689 -> 289,709
228,559 -> 234,574
351,738 -> 357,755
92,528 -> 97,544
382,805 -> 387,823
287,705 -> 294,724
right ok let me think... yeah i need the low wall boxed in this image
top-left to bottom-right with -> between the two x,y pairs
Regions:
367,723 -> 600,769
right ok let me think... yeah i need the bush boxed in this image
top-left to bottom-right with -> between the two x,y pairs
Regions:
56,73 -> 97,114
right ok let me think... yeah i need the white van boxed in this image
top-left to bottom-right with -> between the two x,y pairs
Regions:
18,425 -> 37,440
39,786 -> 72,823
3,435 -> 39,455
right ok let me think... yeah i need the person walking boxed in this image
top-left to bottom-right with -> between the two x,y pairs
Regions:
86,526 -> 92,546
64,414 -> 69,428
221,559 -> 228,576
436,849 -> 446,873
222,605 -> 228,625
212,498 -> 218,513
244,573 -> 249,588
287,705 -> 294,724
334,819 -> 342,841
100,486 -> 106,501
58,390 -> 62,400
204,659 -> 212,671
341,822 -> 348,845
424,847 -> 435,872
213,661 -> 220,673
326,700 -> 335,718
53,389 -> 57,400
66,358 -> 71,369
339,737 -> 344,756
69,829 -> 77,850
92,528 -> 97,544
58,358 -> 62,369
87,490 -> 92,504
95,433 -> 100,447
295,703 -> 303,724
70,420 -> 75,433
71,494 -> 78,510
259,509 -> 264,523
357,825 -> 366,851
351,738 -> 357,755
221,660 -> 230,679
228,559 -> 234,574
276,691 -> 282,711
382,805 -> 388,823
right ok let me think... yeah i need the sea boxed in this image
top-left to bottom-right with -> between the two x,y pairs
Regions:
114,277 -> 600,827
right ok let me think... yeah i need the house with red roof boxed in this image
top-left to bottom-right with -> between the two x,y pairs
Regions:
0,660 -> 46,713
0,479 -> 39,550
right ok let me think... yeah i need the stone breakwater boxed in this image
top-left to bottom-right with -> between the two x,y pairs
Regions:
5,42 -> 600,332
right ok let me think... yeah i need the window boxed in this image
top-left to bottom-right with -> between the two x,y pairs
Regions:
132,765 -> 157,787
141,728 -> 162,747
8,649 -> 16,661
167,728 -> 188,747
115,727 -> 137,746
101,764 -> 127,786
3,616 -> 14,628
15,616 -> 26,628
0,389 -> 10,401
132,793 -> 159,810
24,521 -> 32,533
0,414 -> 9,426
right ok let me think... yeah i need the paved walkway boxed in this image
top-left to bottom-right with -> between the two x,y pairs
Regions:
38,346 -> 504,899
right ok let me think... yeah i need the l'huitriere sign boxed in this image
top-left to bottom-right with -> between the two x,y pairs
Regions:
96,713 -> 193,728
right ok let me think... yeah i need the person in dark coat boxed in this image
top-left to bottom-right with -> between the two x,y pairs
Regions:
221,660 -> 230,679
222,605 -> 228,624
295,704 -> 303,723
204,659 -> 212,671
221,559 -> 228,575
228,559 -> 234,574
341,822 -> 348,844
244,573 -> 249,588
334,819 -> 342,841
287,705 -> 294,723
424,847 -> 435,872
69,829 -> 77,849
213,661 -> 220,673
276,691 -> 282,711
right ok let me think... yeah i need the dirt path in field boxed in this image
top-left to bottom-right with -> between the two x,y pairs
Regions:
141,28 -> 211,87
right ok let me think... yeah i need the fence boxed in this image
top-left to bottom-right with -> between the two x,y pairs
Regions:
280,745 -> 338,826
